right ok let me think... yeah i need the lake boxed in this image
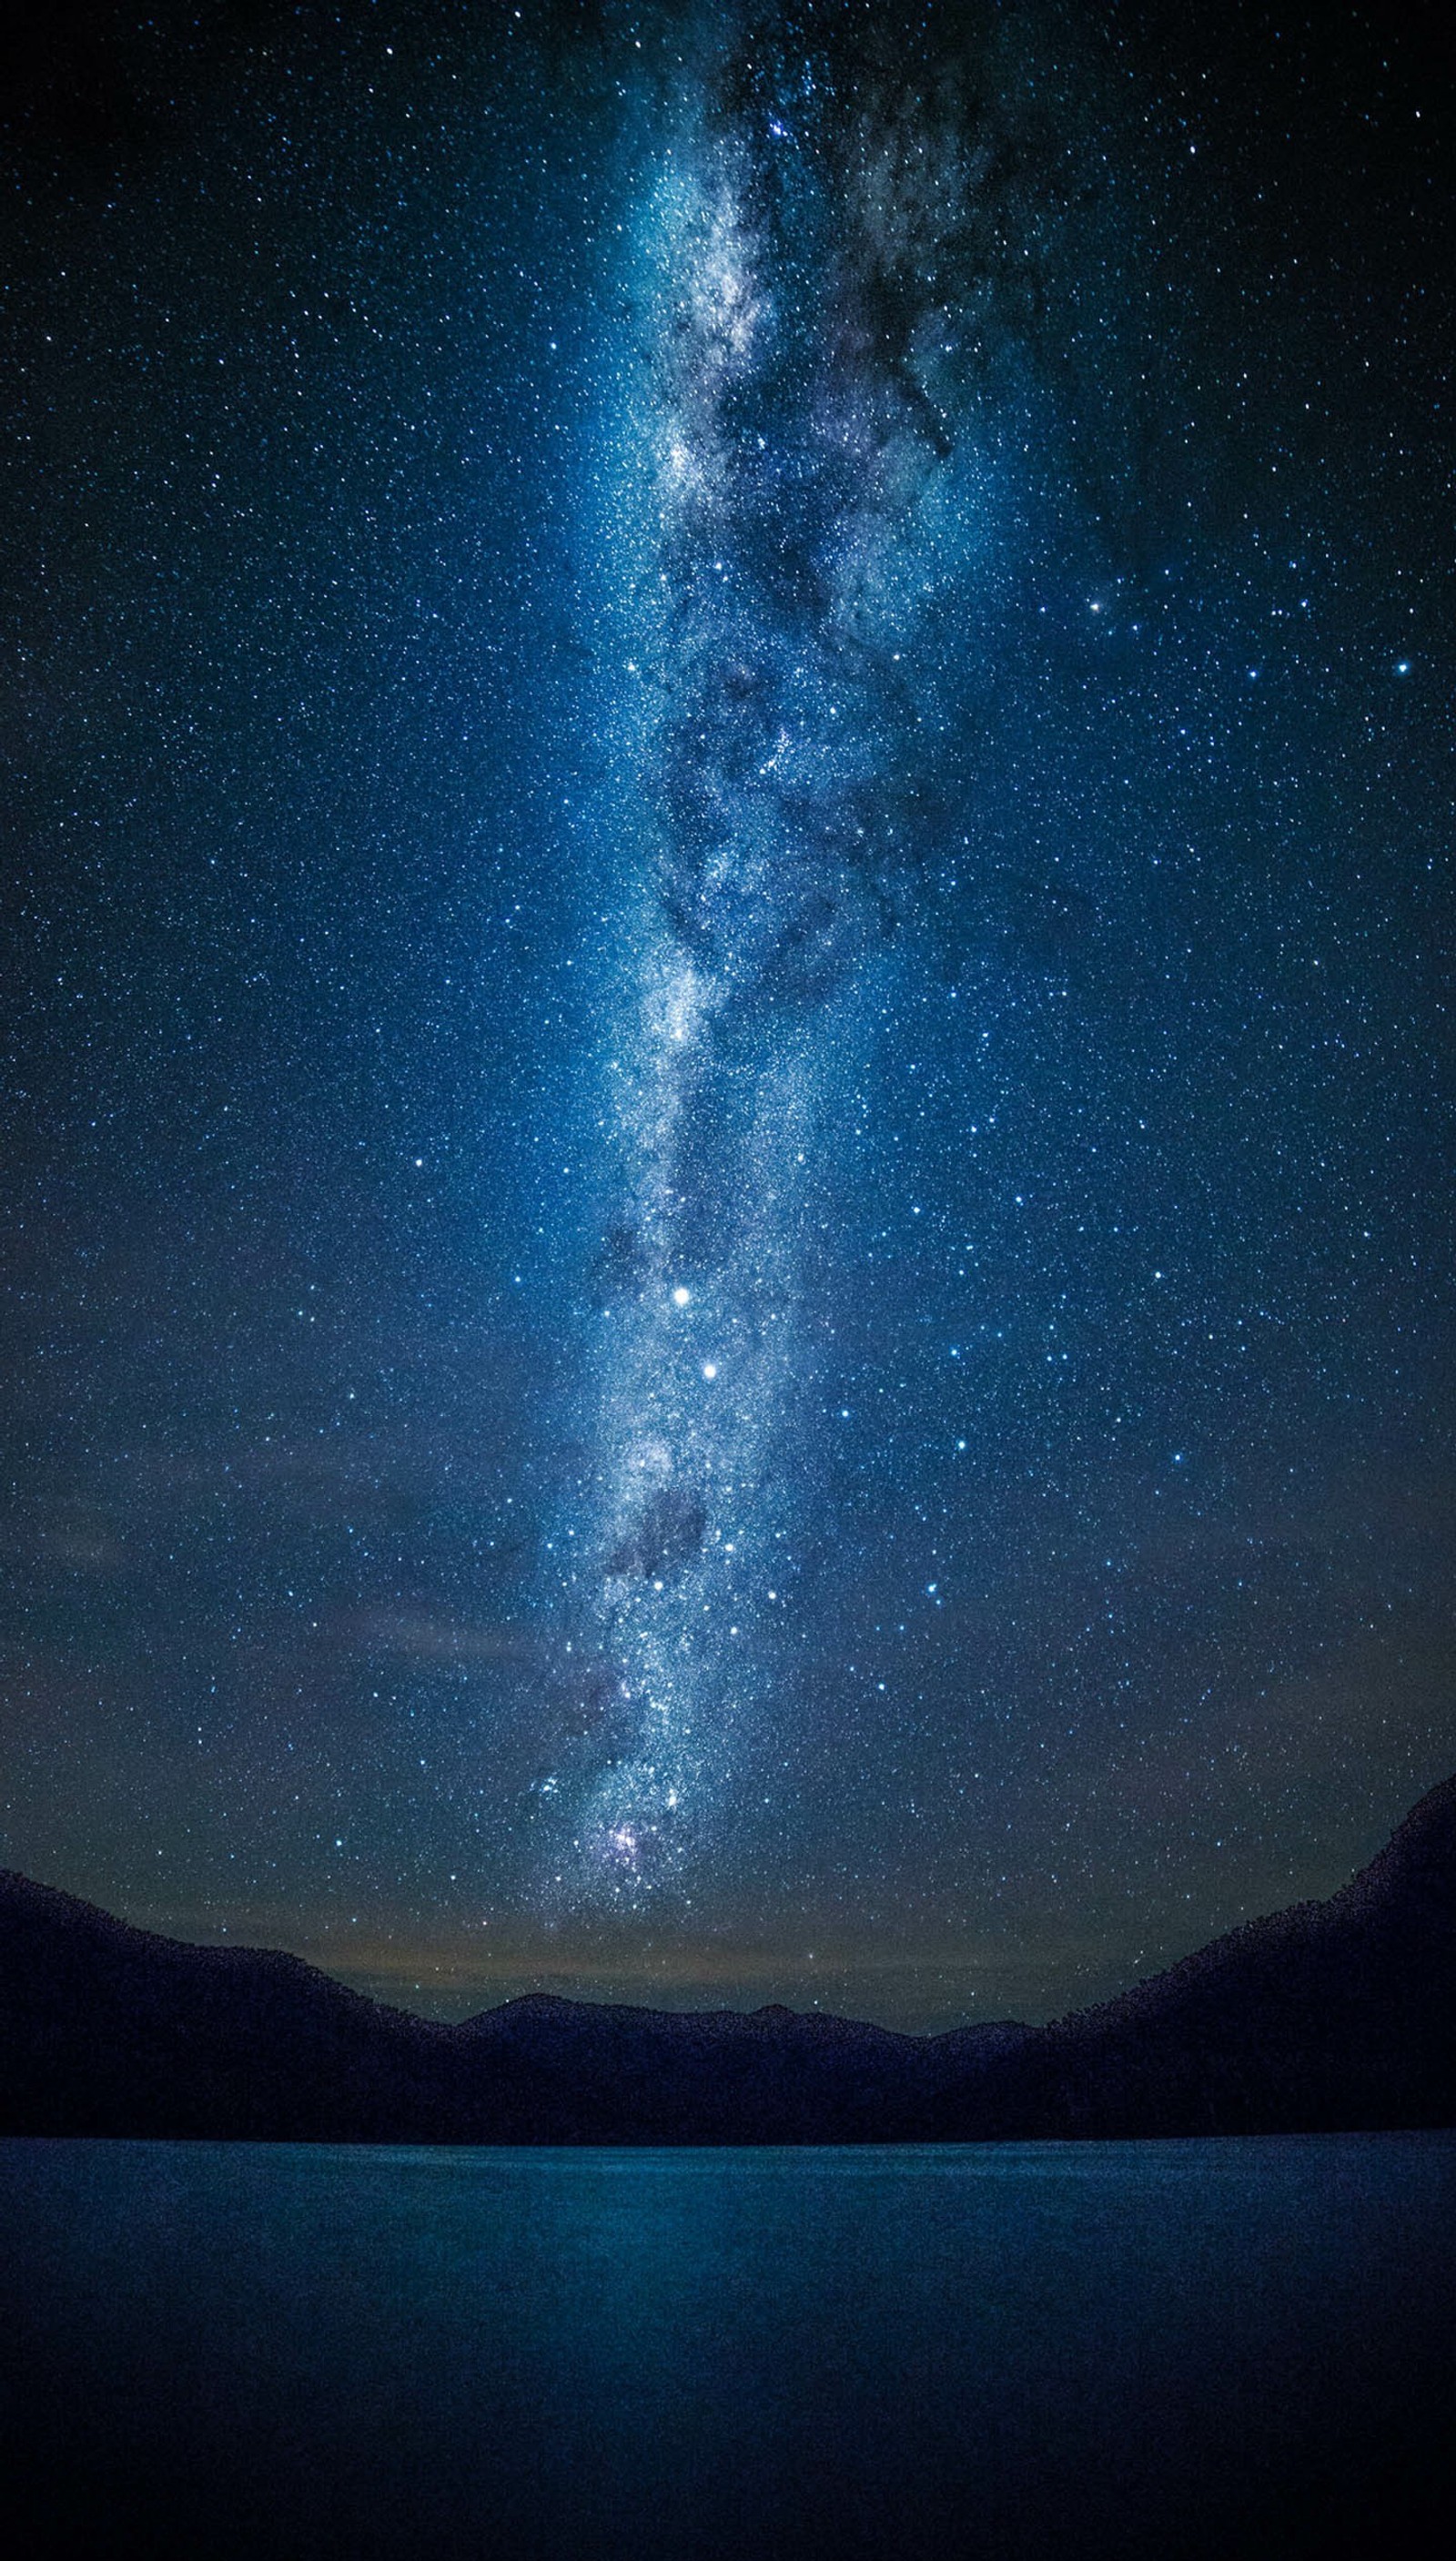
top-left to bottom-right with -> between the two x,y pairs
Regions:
2,2135 -> 1452,2558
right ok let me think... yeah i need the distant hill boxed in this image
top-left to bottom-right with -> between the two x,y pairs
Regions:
3,1778 -> 1454,2142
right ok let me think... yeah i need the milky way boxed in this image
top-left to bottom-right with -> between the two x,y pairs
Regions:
544,7 -> 1048,1897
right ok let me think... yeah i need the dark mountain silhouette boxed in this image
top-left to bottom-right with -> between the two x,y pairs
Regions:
3,1777 -> 1454,2142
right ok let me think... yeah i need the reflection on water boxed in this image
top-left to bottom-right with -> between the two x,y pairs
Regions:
2,2136 -> 1453,2559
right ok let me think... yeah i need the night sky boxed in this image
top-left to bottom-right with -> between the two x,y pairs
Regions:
3,0 -> 1452,2030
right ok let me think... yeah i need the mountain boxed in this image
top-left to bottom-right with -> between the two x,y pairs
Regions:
3,1777 -> 1454,2142
932,1774 -> 1456,2139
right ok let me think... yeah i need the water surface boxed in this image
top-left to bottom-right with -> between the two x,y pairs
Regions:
2,2135 -> 1452,2558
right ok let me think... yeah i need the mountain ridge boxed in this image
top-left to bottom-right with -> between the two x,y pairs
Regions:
3,1777 -> 1453,2141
